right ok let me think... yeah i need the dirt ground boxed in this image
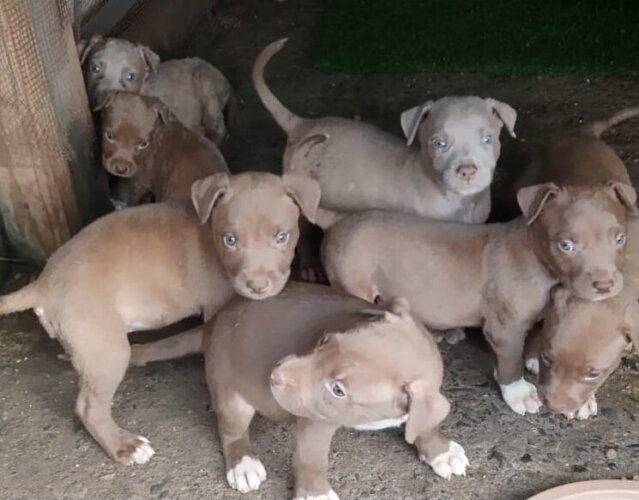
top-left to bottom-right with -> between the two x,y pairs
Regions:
1,1 -> 639,499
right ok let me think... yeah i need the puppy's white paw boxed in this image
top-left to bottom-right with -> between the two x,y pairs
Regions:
130,436 -> 155,465
294,489 -> 340,500
427,441 -> 469,479
567,395 -> 598,420
525,357 -> 539,376
500,378 -> 542,415
226,456 -> 267,493
111,198 -> 127,211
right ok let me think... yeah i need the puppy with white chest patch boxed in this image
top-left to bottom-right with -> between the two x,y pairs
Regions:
525,216 -> 639,420
129,283 -> 469,499
0,171 -> 320,465
78,35 -> 235,144
99,91 -> 229,206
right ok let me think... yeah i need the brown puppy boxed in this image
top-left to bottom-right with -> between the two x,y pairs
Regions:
318,178 -> 635,416
0,172 -> 320,465
78,35 -> 234,144
130,283 -> 468,500
100,91 -> 229,206
525,216 -> 639,420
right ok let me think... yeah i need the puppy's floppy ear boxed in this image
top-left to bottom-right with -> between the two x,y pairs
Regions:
516,182 -> 560,224
403,379 -> 450,444
400,101 -> 433,147
77,34 -> 103,65
151,99 -> 173,124
485,98 -> 517,138
281,173 -> 321,223
138,44 -> 160,74
191,173 -> 229,224
604,181 -> 638,213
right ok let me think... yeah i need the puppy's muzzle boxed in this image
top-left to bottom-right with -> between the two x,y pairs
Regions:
592,279 -> 614,295
107,158 -> 136,177
246,278 -> 271,296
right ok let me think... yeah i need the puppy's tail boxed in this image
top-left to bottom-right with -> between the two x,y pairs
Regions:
314,207 -> 343,231
252,38 -> 302,134
581,106 -> 639,138
0,281 -> 41,316
129,326 -> 204,367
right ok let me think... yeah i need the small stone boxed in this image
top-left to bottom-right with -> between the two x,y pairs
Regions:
633,475 -> 639,481
608,462 -> 618,471
571,464 -> 587,473
606,448 -> 618,460
100,473 -> 115,480
150,483 -> 165,495
520,453 -> 532,463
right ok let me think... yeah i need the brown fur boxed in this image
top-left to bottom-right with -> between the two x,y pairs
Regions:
0,172 -> 320,465
130,283 -> 468,498
100,91 -> 229,206
319,181 -> 635,416
78,35 -> 234,144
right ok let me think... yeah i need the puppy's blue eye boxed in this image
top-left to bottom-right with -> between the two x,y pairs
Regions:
432,137 -> 447,149
558,239 -> 576,253
482,134 -> 493,145
90,63 -> 101,74
327,381 -> 346,398
275,230 -> 289,245
125,71 -> 136,82
223,233 -> 237,248
616,232 -> 626,246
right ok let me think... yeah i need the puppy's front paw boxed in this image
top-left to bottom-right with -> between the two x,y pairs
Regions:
500,378 -> 542,415
294,489 -> 340,500
524,357 -> 539,376
426,441 -> 469,479
567,395 -> 598,420
116,433 -> 155,465
111,198 -> 127,211
226,456 -> 267,493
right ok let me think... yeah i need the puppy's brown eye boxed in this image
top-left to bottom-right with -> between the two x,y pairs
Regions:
326,381 -> 346,398
318,333 -> 331,346
137,139 -> 150,150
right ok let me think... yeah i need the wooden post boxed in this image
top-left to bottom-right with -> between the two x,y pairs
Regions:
0,0 -> 110,264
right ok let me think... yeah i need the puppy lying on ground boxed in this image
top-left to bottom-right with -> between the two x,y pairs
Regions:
525,216 -> 639,420
78,35 -> 235,144
318,173 -> 635,415
130,283 -> 469,499
100,91 -> 229,206
0,172 -> 320,465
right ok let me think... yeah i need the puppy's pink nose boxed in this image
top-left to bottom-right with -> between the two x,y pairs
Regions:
247,279 -> 270,295
270,367 -> 288,387
592,280 -> 614,294
456,164 -> 477,181
111,159 -> 133,176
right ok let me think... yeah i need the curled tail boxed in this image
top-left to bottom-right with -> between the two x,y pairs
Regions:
314,207 -> 343,231
129,326 -> 204,367
581,106 -> 639,138
252,38 -> 302,134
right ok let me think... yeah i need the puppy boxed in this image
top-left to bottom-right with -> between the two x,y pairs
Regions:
0,171 -> 320,464
130,283 -> 469,499
99,91 -> 229,206
253,39 -> 517,224
318,178 -> 636,416
525,216 -> 639,420
78,35 -> 235,144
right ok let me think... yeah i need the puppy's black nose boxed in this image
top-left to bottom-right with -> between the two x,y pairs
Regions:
456,164 -> 477,181
592,280 -> 614,294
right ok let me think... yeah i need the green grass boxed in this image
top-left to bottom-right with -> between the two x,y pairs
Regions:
313,0 -> 639,76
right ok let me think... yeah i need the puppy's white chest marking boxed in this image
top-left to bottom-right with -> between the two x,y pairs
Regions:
353,414 -> 408,431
